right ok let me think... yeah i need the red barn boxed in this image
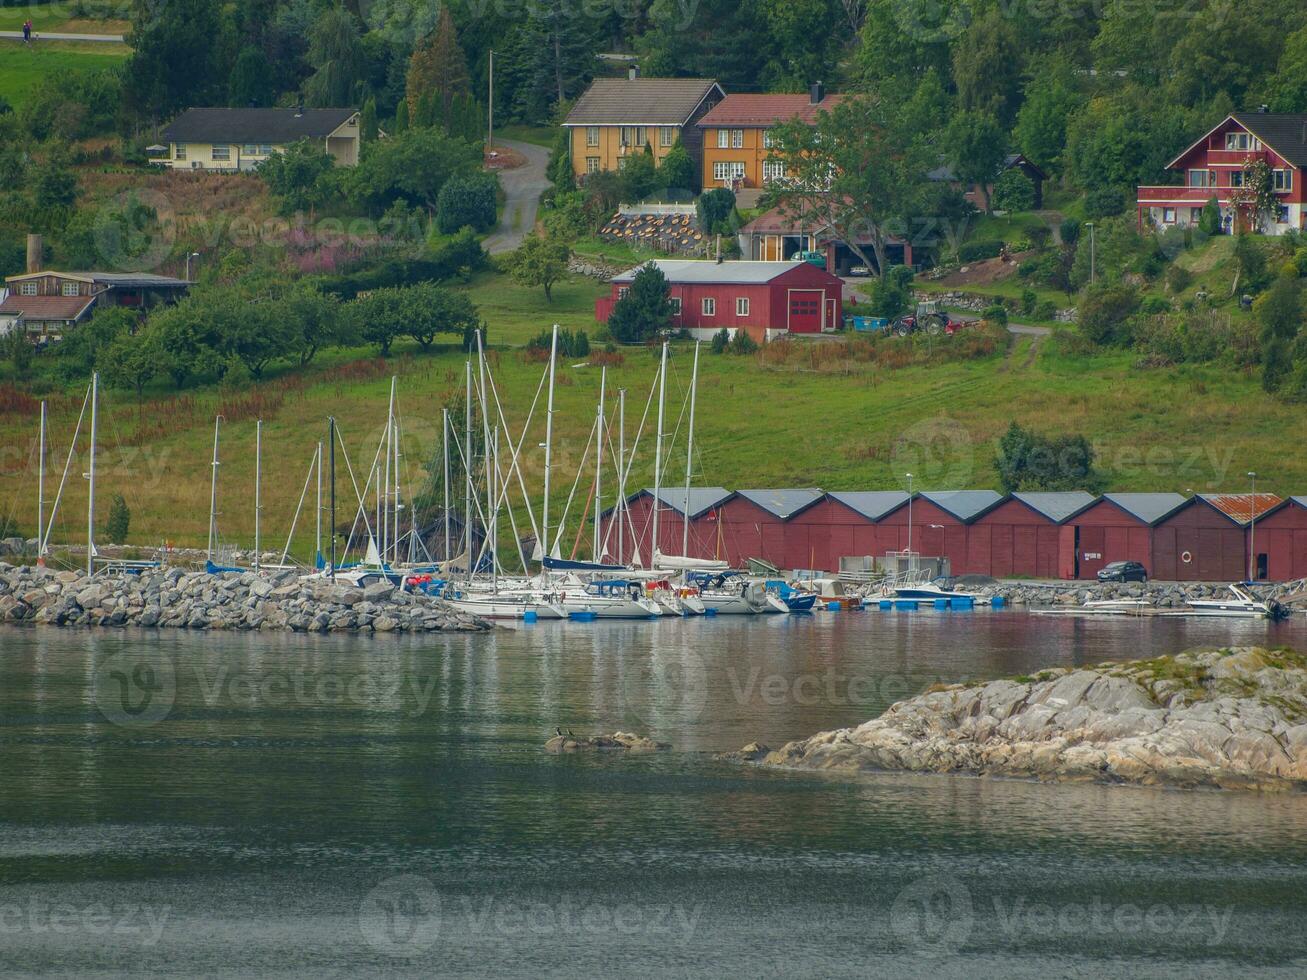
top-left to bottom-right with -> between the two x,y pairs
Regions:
868,491 -> 1001,576
1258,496 -> 1307,581
594,259 -> 843,344
789,491 -> 912,572
970,492 -> 1096,579
1070,493 -> 1185,580
1137,112 -> 1307,234
601,487 -> 733,566
712,488 -> 823,568
1149,495 -> 1269,582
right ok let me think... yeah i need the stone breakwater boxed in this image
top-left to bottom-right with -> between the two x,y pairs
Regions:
956,579 -> 1303,609
734,648 -> 1307,791
0,563 -> 489,634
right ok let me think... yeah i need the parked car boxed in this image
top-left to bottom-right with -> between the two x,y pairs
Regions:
847,264 -> 871,277
794,250 -> 826,269
1097,560 -> 1148,583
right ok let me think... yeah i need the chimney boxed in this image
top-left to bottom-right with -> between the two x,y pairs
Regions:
1258,104 -> 1269,113
628,64 -> 639,81
25,234 -> 42,275
809,81 -> 824,105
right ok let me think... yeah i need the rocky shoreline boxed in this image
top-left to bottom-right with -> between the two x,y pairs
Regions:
957,579 -> 1306,610
0,562 -> 489,634
731,648 -> 1307,791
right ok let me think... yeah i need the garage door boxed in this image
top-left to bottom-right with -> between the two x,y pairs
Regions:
787,290 -> 824,333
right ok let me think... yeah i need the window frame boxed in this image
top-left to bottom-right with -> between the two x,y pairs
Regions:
1161,207 -> 1177,224
731,129 -> 743,149
19,282 -> 38,296
586,126 -> 600,147
174,143 -> 187,161
1229,171 -> 1245,188
735,297 -> 749,316
669,296 -> 682,314
660,126 -> 675,148
762,159 -> 787,183
1273,169 -> 1293,191
717,129 -> 729,149
702,297 -> 716,316
617,286 -> 629,299
61,281 -> 80,297
210,145 -> 231,162
762,130 -> 774,149
712,161 -> 745,182
586,156 -> 600,174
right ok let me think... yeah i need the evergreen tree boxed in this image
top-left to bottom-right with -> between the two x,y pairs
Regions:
607,264 -> 673,343
406,6 -> 470,130
393,98 -> 409,134
658,141 -> 695,196
303,6 -> 368,108
360,97 -> 378,141
105,494 -> 131,544
1256,273 -> 1302,392
122,0 -> 223,120
228,46 -> 274,107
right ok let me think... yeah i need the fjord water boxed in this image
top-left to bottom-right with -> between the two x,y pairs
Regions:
3,612 -> 1307,978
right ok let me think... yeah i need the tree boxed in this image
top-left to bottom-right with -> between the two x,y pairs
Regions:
760,0 -> 842,89
257,140 -> 335,215
945,111 -> 1006,214
769,96 -> 932,279
406,6 -> 470,128
620,151 -> 658,202
359,97 -> 379,142
697,188 -> 736,235
436,172 -> 498,234
1013,56 -> 1082,174
547,124 -> 572,189
105,494 -> 131,544
1256,273 -> 1302,392
277,287 -> 352,366
607,263 -> 674,343
1198,197 -> 1222,237
659,141 -> 695,195
97,330 -> 158,399
122,0 -> 223,120
1264,25 -> 1307,112
510,233 -> 570,301
303,6 -> 367,108
228,46 -> 274,107
1079,284 -> 1141,347
352,283 -> 478,354
992,170 -> 1035,213
995,422 -> 1102,493
35,145 -> 78,212
393,99 -> 409,134
345,127 -> 483,213
951,7 -> 1024,127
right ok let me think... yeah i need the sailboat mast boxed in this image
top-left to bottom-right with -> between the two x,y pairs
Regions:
491,426 -> 499,590
86,372 -> 98,576
393,411 -> 401,564
617,388 -> 626,565
594,366 -> 606,560
476,331 -> 494,577
315,441 -> 323,568
207,416 -> 221,562
36,400 -> 45,564
442,408 -> 450,562
253,419 -> 263,572
651,342 -> 668,565
464,360 -> 473,582
541,324 -> 559,561
682,341 -> 700,558
328,417 -> 337,580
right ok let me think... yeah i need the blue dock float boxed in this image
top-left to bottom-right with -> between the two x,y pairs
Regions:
879,599 -> 893,610
826,600 -> 841,611
704,607 -> 717,616
523,610 -> 537,624
895,600 -> 919,611
934,598 -> 949,610
951,596 -> 974,610
568,611 -> 598,622
991,596 -> 1006,609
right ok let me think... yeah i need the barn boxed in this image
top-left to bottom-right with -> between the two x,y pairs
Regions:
594,260 -> 844,343
867,491 -> 1002,576
1069,493 -> 1186,580
802,491 -> 913,572
970,492 -> 1096,579
1258,497 -> 1307,581
1153,493 -> 1283,582
712,488 -> 824,568
602,486 -> 733,566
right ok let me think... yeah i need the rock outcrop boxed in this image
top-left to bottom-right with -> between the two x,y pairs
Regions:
747,648 -> 1307,791
544,731 -> 670,753
0,562 -> 489,634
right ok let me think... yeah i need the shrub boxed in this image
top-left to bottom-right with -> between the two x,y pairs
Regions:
1033,299 -> 1058,320
958,240 -> 1003,262
1165,264 -> 1192,294
1197,197 -> 1222,237
710,328 -> 730,354
105,494 -> 130,544
982,303 -> 1008,325
1017,259 -> 1038,278
1139,296 -> 1172,316
1059,218 -> 1081,245
1078,284 -> 1140,346
696,188 -> 736,234
995,421 -> 1103,493
436,172 -> 497,234
1020,290 -> 1037,316
992,170 -> 1036,212
728,330 -> 759,355
526,328 -> 590,358
1026,224 -> 1051,251
1084,184 -> 1126,219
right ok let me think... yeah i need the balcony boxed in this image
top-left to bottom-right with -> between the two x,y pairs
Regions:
1137,186 -> 1229,205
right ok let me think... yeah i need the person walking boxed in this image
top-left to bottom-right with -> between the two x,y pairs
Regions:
22,19 -> 32,43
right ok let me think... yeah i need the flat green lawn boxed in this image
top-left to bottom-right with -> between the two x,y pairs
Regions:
454,269 -> 606,346
495,124 -> 555,148
0,40 -> 128,108
8,0 -> 128,32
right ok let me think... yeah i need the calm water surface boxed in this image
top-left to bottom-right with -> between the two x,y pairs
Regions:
2,611 -> 1307,977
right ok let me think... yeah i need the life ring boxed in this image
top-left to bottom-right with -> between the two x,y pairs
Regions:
1181,551 -> 1193,564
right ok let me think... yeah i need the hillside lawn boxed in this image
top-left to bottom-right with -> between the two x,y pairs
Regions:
455,270 -> 607,346
0,327 -> 1298,563
0,40 -> 128,108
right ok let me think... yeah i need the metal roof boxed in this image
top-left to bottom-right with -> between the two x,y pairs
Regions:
1011,491 -> 1099,524
826,491 -> 911,521
611,259 -> 835,285
5,271 -> 190,287
1101,493 -> 1188,525
735,488 -> 824,519
599,487 -> 732,520
1197,493 -> 1284,526
697,93 -> 844,128
1292,497 -> 1307,509
563,78 -> 722,126
161,107 -> 357,143
919,490 -> 1004,522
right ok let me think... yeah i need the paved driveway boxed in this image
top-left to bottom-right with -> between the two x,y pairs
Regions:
484,139 -> 551,255
1,31 -> 124,42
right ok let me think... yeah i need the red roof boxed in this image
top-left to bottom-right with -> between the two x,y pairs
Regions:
0,294 -> 96,321
1198,493 -> 1284,525
697,94 -> 844,129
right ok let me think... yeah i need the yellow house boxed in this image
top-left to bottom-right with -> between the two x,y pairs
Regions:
562,71 -> 724,186
153,107 -> 361,171
697,86 -> 842,192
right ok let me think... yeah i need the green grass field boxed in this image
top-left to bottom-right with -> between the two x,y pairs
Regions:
0,40 -> 128,108
454,270 -> 607,346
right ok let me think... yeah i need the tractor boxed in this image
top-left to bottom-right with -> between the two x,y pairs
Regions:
889,300 -> 959,337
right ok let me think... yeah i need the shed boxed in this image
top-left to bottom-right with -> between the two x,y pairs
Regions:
1257,496 -> 1307,582
713,488 -> 823,568
602,487 -> 733,565
1192,493 -> 1283,581
971,492 -> 1096,579
781,491 -> 908,572
1149,495 -> 1266,581
868,491 -> 1001,576
1070,493 -> 1185,580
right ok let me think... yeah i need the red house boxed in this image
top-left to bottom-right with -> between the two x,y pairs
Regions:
712,488 -> 823,568
1069,493 -> 1186,580
1258,497 -> 1307,581
595,259 -> 844,343
970,492 -> 1096,580
1137,112 -> 1307,234
862,491 -> 1001,576
790,492 -> 911,572
602,487 -> 733,566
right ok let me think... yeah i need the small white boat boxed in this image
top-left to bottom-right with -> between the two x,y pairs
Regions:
1182,585 -> 1280,619
891,581 -> 976,602
698,591 -> 756,615
445,591 -> 568,620
560,580 -> 662,619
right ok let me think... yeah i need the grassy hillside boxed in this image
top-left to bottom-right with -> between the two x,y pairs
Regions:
0,329 -> 1297,560
0,41 -> 128,109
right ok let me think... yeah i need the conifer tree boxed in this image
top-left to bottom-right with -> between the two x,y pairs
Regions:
406,6 -> 470,130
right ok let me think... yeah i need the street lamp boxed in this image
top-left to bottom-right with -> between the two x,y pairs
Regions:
1084,222 -> 1095,285
1248,471 -> 1258,582
905,472 -> 914,573
184,251 -> 200,280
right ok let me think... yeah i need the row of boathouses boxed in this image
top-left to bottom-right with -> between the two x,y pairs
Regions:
605,489 -> 1307,582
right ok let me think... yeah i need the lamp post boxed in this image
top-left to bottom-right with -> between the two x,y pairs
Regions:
1248,471 -> 1258,582
184,251 -> 200,280
905,472 -> 914,573
1084,222 -> 1095,285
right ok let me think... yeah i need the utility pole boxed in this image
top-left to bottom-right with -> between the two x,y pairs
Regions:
1248,471 -> 1258,582
487,50 -> 494,153
905,472 -> 914,573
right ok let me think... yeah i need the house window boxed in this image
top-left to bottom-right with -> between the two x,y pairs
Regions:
660,127 -> 675,147
586,156 -> 600,174
619,126 -> 645,147
243,144 -> 258,156
731,129 -> 743,148
736,297 -> 749,316
1273,169 -> 1293,191
763,130 -> 774,149
762,159 -> 787,183
618,157 -> 628,172
702,297 -> 716,316
1225,132 -> 1254,151
261,144 -> 274,155
61,282 -> 79,296
1278,204 -> 1291,224
717,129 -> 729,149
1161,207 -> 1177,224
1190,207 -> 1204,223
669,296 -> 682,314
1188,169 -> 1209,187
618,287 -> 629,299
1229,171 -> 1245,187
586,126 -> 599,147
713,161 -> 745,182
211,145 -> 230,161
174,143 -> 186,160
19,282 -> 37,296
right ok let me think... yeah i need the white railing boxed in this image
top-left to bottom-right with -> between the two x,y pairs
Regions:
617,203 -> 698,216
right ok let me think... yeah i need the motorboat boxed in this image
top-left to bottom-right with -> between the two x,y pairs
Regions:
559,580 -> 662,619
890,580 -> 978,602
443,587 -> 568,620
1182,585 -> 1284,620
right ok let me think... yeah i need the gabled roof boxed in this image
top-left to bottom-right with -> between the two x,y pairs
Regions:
826,491 -> 911,521
4,271 -> 189,288
919,490 -> 1004,523
1166,112 -> 1307,170
696,93 -> 844,128
1292,497 -> 1307,509
161,107 -> 357,144
611,259 -> 837,285
563,79 -> 723,126
1100,493 -> 1188,525
1197,493 -> 1284,526
1010,491 -> 1099,524
599,487 -> 732,520
735,488 -> 824,519
0,294 -> 96,321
